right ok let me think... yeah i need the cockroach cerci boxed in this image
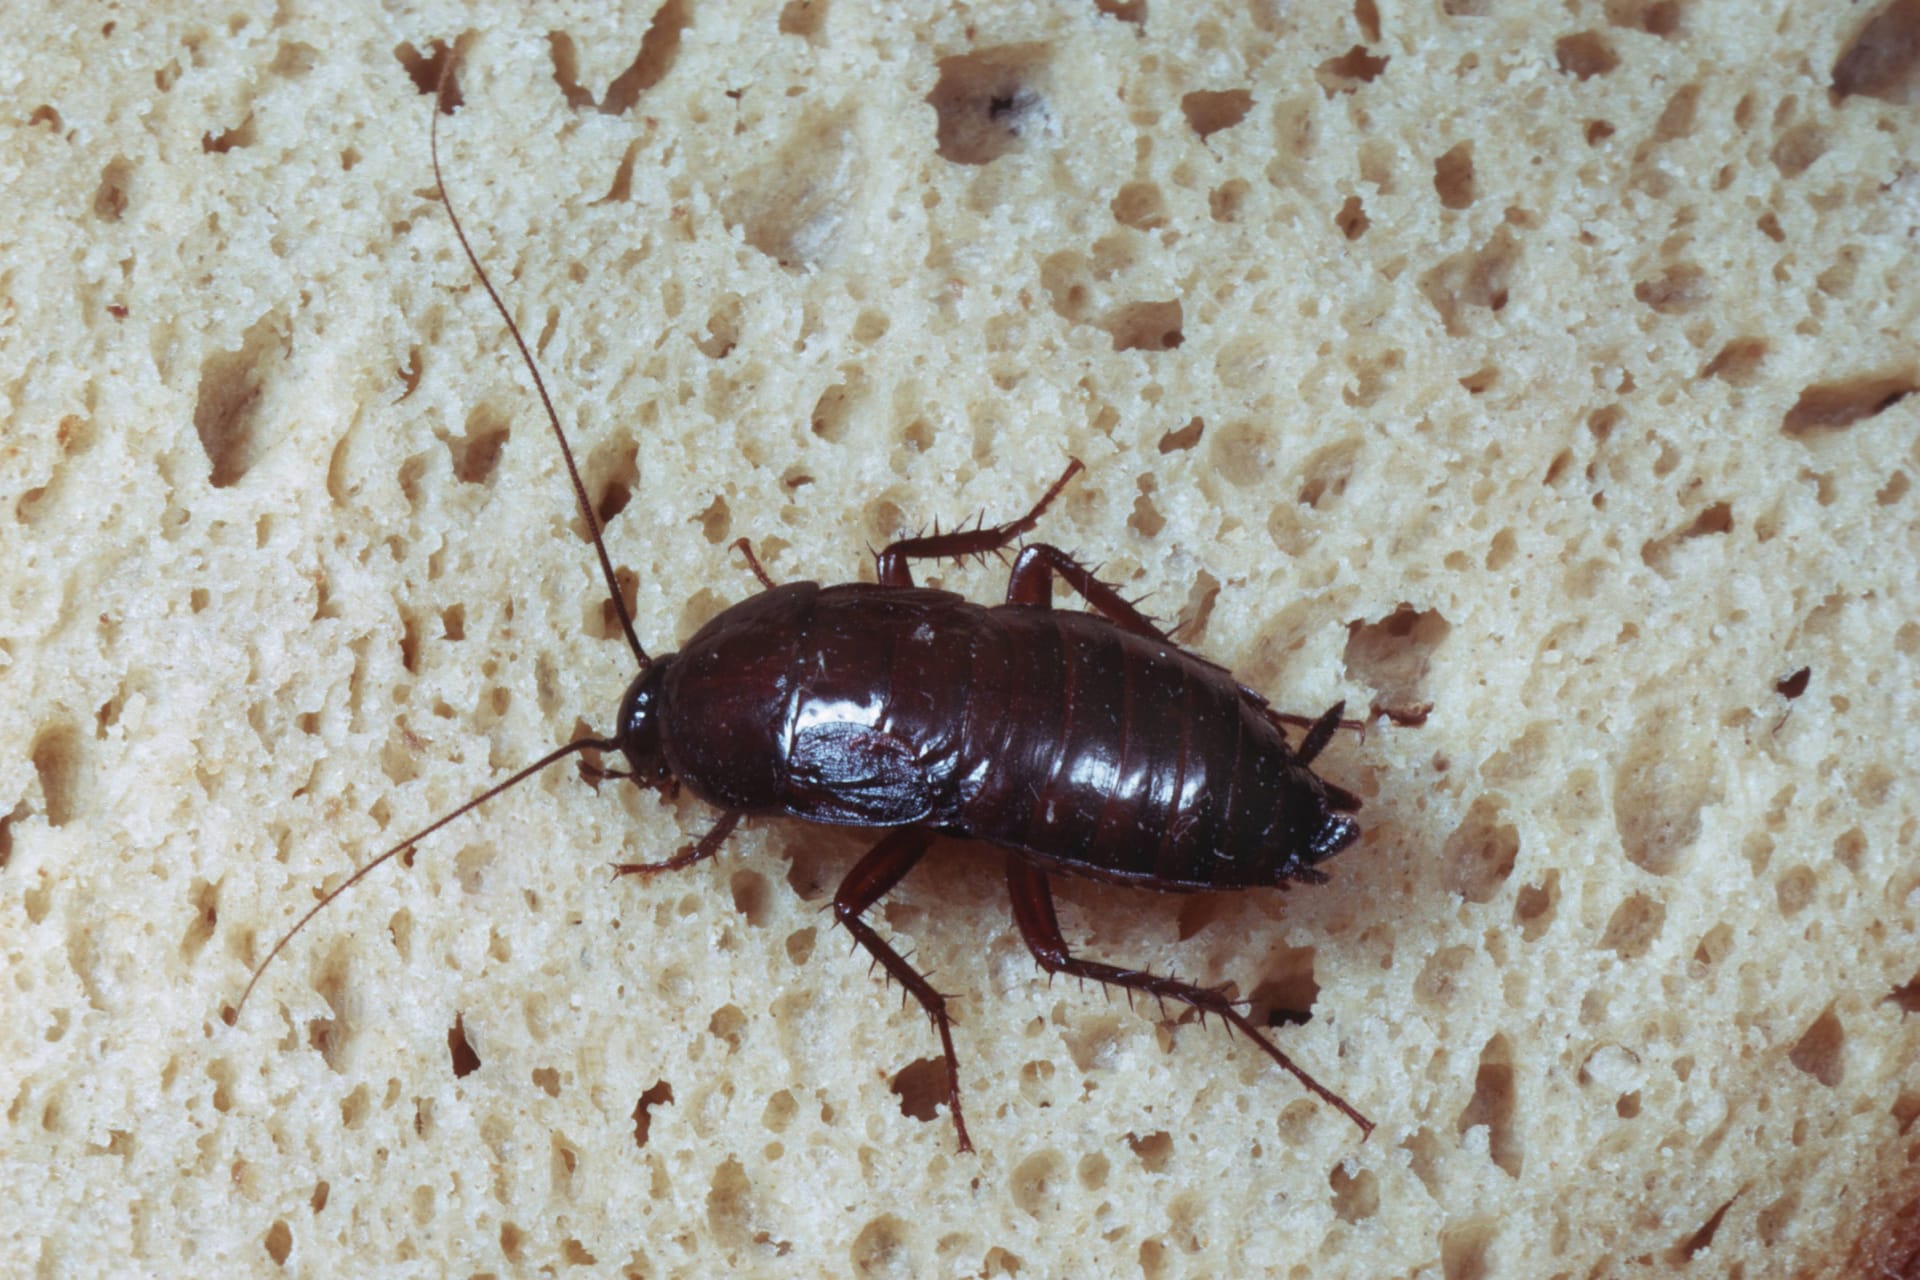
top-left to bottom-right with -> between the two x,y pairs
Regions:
231,57 -> 1376,1151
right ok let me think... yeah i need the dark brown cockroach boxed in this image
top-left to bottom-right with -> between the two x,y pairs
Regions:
232,58 -> 1375,1151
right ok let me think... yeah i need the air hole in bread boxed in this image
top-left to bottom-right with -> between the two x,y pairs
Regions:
1344,604 -> 1449,714
778,0 -> 826,40
394,39 -> 460,105
1106,299 -> 1183,352
1329,1162 -> 1379,1221
810,379 -> 860,443
1651,82 -> 1701,141
1442,796 -> 1520,903
1433,142 -> 1476,209
1780,370 -> 1917,438
600,0 -> 690,115
1250,945 -> 1320,1027
1700,336 -> 1770,384
307,942 -> 356,1071
1600,891 -> 1666,959
1612,719 -> 1714,876
93,156 -> 132,220
1555,30 -> 1619,79
697,294 -> 743,359
1634,262 -> 1708,315
928,44 -> 1053,166
1788,1005 -> 1845,1087
1342,350 -> 1402,408
850,1213 -> 913,1277
1415,945 -> 1477,1009
783,927 -> 815,964
1336,193 -> 1369,238
725,107 -> 863,268
195,312 -> 288,488
1315,45 -> 1389,95
1063,1012 -> 1129,1071
1110,181 -> 1168,230
453,842 -> 493,894
632,1079 -> 674,1148
1205,418 -> 1274,487
202,115 -> 255,154
441,403 -> 509,484
1156,417 -> 1203,454
587,434 -> 639,525
728,869 -> 770,926
761,1088 -> 796,1133
685,492 -> 728,548
1439,1215 -> 1496,1280
1514,869 -> 1560,941
1009,1148 -> 1067,1218
182,877 -> 220,962
1209,178 -> 1249,221
889,1055 -> 949,1123
708,1004 -> 746,1053
447,1013 -> 480,1077
1179,89 -> 1251,140
30,722 -> 81,828
1127,476 -> 1164,538
1458,1035 -> 1521,1176
588,566 -> 642,643
1833,0 -> 1920,101
545,31 -> 594,110
1419,226 -> 1518,335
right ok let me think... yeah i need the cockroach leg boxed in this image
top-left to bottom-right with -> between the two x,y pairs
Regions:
613,810 -> 743,878
1005,859 -> 1374,1139
1263,706 -> 1368,736
577,759 -> 635,785
730,537 -> 778,590
1265,708 -> 1364,732
829,827 -> 972,1151
874,459 -> 1084,588
1322,782 -> 1364,813
1292,701 -> 1348,766
1004,542 -> 1171,641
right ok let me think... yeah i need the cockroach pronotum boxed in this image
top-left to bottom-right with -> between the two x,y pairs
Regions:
231,55 -> 1376,1151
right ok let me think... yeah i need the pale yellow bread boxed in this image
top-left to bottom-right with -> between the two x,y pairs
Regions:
2,2 -> 1917,1276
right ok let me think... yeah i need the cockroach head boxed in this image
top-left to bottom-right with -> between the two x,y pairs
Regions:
615,655 -> 676,788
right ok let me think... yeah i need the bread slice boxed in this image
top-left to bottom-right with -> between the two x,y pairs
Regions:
3,1 -> 1915,1274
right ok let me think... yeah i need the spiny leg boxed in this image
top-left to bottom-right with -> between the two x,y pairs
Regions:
1261,704 -> 1367,750
875,459 -> 1083,588
613,810 -> 741,877
577,759 -> 635,788
1005,859 -> 1373,1139
731,537 -> 778,591
1005,542 -> 1171,641
1290,701 -> 1349,766
831,827 -> 972,1152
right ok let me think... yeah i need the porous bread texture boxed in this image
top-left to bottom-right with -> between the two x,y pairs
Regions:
1,0 -> 1916,1275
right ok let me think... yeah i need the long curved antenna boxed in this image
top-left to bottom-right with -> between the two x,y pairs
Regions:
229,735 -> 617,1021
430,55 -> 650,667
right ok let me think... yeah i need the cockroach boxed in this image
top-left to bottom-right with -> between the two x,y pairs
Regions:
232,57 -> 1375,1151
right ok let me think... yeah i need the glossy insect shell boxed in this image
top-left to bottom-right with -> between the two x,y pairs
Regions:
616,579 -> 1359,890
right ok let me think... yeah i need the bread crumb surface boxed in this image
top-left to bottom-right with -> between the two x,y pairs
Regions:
2,1 -> 1917,1275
